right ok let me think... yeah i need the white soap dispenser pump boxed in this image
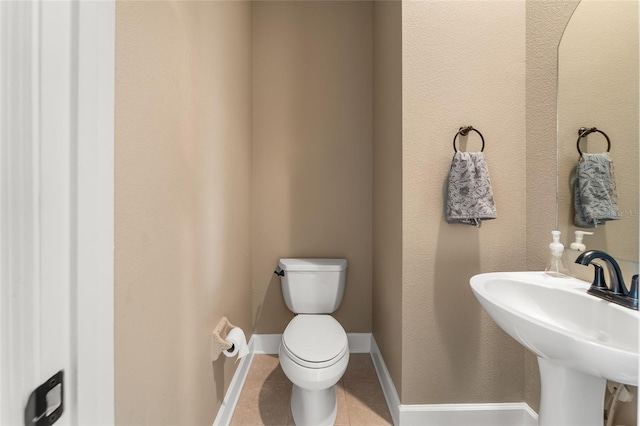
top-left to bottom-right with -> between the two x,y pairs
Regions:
545,230 -> 569,277
570,230 -> 594,252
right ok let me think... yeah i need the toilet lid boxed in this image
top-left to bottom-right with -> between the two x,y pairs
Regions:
282,315 -> 348,365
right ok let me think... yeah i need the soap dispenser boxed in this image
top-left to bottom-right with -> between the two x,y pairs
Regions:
570,230 -> 594,252
545,230 -> 569,277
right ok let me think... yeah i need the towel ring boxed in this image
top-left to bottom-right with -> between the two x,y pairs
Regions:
453,126 -> 485,153
576,127 -> 611,157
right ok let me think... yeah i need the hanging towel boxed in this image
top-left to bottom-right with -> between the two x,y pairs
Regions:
446,151 -> 497,227
574,152 -> 619,228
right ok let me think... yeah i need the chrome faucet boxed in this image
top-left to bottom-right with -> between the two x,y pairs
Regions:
575,250 -> 638,310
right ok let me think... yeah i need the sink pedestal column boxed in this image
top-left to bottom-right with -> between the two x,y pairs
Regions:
537,358 -> 606,426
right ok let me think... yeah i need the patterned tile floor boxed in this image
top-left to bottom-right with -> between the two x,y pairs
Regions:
230,354 -> 393,426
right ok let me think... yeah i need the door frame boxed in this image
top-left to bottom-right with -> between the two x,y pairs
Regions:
0,1 -> 115,423
73,2 -> 115,423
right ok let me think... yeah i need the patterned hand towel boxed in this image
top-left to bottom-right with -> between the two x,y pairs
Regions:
446,152 -> 497,227
574,153 -> 619,228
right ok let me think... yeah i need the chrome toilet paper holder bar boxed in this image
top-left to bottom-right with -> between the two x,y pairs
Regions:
212,316 -> 237,361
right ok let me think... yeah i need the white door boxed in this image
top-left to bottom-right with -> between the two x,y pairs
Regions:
0,1 -> 115,425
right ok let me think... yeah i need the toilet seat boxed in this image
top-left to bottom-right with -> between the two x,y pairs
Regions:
282,315 -> 348,369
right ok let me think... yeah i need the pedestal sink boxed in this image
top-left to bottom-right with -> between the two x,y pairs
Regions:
470,272 -> 639,426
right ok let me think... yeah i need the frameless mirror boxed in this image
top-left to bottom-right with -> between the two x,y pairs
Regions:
557,0 -> 639,262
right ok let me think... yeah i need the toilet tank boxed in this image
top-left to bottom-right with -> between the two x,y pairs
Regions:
278,258 -> 348,314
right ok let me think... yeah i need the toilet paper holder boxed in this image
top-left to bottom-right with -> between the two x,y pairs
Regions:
212,316 -> 237,361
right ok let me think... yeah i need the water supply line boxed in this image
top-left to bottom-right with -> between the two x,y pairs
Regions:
605,382 -> 633,426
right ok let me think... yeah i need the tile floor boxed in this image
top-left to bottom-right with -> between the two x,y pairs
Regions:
230,353 -> 393,426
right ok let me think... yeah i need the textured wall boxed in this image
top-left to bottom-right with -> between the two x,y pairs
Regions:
401,0 -> 527,404
372,0 -> 403,400
525,0 -> 580,412
113,1 -> 638,420
252,1 -> 373,334
115,1 -> 253,424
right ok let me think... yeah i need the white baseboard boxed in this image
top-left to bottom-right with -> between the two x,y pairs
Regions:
398,403 -> 538,426
249,333 -> 281,354
250,332 -> 372,355
371,336 -> 402,424
370,336 -> 538,426
347,332 -> 372,353
212,347 -> 255,426
215,334 -> 539,426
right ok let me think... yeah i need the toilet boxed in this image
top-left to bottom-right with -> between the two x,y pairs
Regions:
276,258 -> 349,426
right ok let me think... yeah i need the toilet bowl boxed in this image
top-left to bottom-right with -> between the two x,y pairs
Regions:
279,314 -> 349,426
275,258 -> 349,426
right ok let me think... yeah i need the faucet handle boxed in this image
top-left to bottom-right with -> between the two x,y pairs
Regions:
629,275 -> 639,301
590,264 -> 608,290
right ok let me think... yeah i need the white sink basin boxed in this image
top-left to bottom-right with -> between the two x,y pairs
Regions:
470,271 -> 639,426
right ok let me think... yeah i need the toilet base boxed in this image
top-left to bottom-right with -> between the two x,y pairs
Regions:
290,384 -> 337,426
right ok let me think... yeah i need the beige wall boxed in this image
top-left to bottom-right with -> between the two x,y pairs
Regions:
372,0 -> 404,399
401,0 -> 527,404
252,1 -> 373,334
113,0 -> 637,421
525,0 -> 580,411
115,1 -> 253,424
